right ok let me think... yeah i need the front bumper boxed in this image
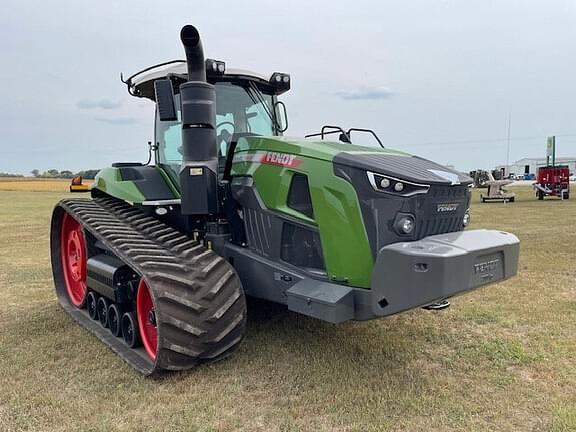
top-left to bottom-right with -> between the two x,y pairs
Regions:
370,229 -> 519,317
286,229 -> 519,323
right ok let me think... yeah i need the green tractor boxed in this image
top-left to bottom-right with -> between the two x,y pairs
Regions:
50,25 -> 520,375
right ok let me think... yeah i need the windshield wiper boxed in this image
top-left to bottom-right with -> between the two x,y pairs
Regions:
246,82 -> 279,132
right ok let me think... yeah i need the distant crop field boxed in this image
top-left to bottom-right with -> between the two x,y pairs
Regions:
0,187 -> 574,431
0,177 -> 92,192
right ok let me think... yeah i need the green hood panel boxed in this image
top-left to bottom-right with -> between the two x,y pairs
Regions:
232,136 -> 379,288
235,136 -> 410,163
93,168 -> 146,203
92,166 -> 177,204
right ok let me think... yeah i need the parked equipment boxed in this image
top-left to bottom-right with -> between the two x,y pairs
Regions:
50,25 -> 520,375
480,172 -> 515,203
533,165 -> 570,200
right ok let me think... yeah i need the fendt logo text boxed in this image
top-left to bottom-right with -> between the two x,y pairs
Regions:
260,152 -> 303,168
473,259 -> 499,274
436,203 -> 459,213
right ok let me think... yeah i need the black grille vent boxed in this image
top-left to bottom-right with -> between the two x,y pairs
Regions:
416,215 -> 462,238
244,208 -> 273,256
287,174 -> 314,219
429,185 -> 469,199
280,223 -> 325,271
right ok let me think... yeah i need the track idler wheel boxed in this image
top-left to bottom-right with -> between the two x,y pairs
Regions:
136,279 -> 157,360
60,212 -> 88,307
96,297 -> 110,328
108,303 -> 123,337
86,291 -> 98,320
122,312 -> 141,348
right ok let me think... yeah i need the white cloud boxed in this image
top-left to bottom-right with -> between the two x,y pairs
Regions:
77,99 -> 122,110
95,117 -> 139,125
335,87 -> 394,101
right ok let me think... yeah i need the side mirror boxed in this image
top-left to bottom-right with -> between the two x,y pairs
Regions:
154,79 -> 177,121
274,100 -> 288,133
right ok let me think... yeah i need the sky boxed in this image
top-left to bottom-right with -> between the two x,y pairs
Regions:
1,0 -> 575,175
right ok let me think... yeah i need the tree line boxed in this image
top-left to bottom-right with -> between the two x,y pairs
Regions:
30,169 -> 100,179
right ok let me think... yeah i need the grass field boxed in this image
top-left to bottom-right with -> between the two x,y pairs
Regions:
0,181 -> 575,431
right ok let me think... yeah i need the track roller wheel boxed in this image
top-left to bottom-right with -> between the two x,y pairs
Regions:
96,297 -> 110,328
86,291 -> 98,320
122,312 -> 141,348
60,212 -> 88,307
136,279 -> 157,360
108,303 -> 123,337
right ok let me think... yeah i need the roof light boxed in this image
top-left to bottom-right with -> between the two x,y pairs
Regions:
205,58 -> 225,76
270,72 -> 291,92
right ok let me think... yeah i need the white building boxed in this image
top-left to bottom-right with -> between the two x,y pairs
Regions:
496,157 -> 576,178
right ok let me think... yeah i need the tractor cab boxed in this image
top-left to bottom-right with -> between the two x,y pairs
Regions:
125,61 -> 289,185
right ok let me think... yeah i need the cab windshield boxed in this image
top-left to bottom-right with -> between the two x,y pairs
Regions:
156,81 -> 278,182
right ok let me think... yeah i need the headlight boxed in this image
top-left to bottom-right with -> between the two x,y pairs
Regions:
394,214 -> 415,235
399,217 -> 414,234
367,172 -> 430,196
463,211 -> 470,227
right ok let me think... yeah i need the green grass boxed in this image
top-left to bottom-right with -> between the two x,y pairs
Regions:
0,187 -> 575,431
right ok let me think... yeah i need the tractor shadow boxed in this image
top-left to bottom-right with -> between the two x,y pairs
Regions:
231,297 -> 430,393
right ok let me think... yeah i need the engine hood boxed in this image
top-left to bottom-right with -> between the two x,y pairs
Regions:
237,136 -> 408,161
236,136 -> 471,186
333,152 -> 472,186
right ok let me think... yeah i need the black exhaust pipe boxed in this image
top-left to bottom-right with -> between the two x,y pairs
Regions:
178,25 -> 218,215
180,25 -> 206,82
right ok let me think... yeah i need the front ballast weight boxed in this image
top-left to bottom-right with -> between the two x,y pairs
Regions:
284,230 -> 519,324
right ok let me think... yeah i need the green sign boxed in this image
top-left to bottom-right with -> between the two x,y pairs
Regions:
546,136 -> 556,166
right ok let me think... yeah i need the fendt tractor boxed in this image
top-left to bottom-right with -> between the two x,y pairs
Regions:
51,25 -> 520,375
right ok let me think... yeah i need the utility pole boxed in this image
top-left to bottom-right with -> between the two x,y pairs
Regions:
505,112 -> 512,177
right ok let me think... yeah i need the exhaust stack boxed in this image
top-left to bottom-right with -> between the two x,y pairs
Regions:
178,25 -> 218,215
180,25 -> 206,82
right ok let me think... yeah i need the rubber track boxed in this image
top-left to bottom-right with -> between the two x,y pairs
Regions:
50,197 -> 247,375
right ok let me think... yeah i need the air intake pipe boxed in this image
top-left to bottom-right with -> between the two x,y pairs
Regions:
178,25 -> 218,215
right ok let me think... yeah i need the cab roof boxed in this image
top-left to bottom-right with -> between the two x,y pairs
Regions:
125,60 -> 283,101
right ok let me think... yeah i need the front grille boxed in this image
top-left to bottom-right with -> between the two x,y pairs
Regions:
429,184 -> 469,199
415,184 -> 468,239
416,214 -> 463,238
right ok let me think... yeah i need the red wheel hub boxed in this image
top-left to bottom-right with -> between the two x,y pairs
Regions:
60,212 -> 88,307
137,279 -> 157,360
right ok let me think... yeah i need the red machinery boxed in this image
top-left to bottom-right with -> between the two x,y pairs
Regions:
533,165 -> 570,200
